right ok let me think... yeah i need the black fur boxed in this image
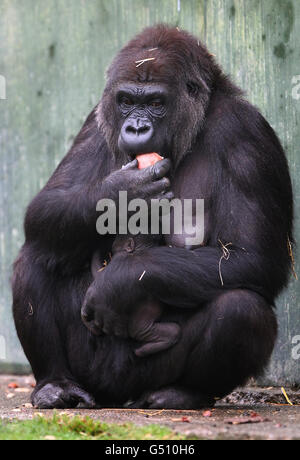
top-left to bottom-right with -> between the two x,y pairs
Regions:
12,25 -> 293,409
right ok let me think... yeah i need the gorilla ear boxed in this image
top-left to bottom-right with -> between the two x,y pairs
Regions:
186,81 -> 201,97
187,77 -> 210,97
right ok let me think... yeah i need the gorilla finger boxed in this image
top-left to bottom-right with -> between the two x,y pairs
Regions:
138,159 -> 171,183
145,177 -> 171,196
127,392 -> 152,409
69,387 -> 96,408
151,159 -> 171,181
122,159 -> 138,170
150,192 -> 175,206
158,191 -> 175,201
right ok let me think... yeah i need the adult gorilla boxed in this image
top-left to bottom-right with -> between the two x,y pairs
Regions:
13,25 -> 293,409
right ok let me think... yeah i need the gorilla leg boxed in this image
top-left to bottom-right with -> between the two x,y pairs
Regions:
12,254 -> 95,409
132,289 -> 277,409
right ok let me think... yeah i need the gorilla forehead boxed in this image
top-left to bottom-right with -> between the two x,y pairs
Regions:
106,24 -> 215,87
116,82 -> 168,98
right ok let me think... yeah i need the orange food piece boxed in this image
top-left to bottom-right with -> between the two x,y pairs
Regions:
8,382 -> 19,389
137,152 -> 163,169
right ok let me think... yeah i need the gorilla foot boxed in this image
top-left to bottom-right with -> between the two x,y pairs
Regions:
32,381 -> 96,409
129,386 -> 215,410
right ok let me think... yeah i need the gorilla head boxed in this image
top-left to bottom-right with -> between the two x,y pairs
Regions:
97,25 -> 218,166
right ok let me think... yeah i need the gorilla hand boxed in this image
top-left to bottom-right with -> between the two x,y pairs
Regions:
81,270 -> 130,338
100,158 -> 173,204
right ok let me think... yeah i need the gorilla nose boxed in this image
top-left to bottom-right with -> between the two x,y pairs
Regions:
119,118 -> 154,155
126,123 -> 151,136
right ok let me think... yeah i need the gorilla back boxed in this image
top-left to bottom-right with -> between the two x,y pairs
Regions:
12,25 -> 292,409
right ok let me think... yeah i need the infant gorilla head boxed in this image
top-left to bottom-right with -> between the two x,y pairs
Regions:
84,233 -> 181,358
112,233 -> 160,253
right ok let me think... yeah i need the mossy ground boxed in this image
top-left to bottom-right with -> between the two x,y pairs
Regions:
0,413 -> 184,441
1,377 -> 299,440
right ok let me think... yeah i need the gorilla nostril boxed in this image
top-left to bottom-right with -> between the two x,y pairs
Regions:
126,125 -> 150,135
126,125 -> 137,134
138,125 -> 150,135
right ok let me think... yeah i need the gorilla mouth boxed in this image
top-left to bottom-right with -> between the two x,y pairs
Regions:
132,151 -> 162,156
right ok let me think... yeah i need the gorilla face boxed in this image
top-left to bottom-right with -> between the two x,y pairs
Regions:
97,26 -> 215,167
116,83 -> 169,158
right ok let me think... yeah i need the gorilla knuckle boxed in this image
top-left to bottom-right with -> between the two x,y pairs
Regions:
152,162 -> 170,180
153,177 -> 170,193
162,177 -> 171,188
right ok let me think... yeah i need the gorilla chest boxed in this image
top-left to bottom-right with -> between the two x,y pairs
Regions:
164,154 -> 212,249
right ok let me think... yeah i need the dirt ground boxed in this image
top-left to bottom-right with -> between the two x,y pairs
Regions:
0,375 -> 299,440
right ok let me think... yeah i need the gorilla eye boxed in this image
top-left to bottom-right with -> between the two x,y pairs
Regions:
120,96 -> 134,106
149,100 -> 163,108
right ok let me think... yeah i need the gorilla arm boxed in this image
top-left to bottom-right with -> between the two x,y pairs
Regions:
24,108 -> 171,273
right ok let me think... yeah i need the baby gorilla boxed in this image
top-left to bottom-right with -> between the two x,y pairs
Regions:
87,234 -> 181,358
